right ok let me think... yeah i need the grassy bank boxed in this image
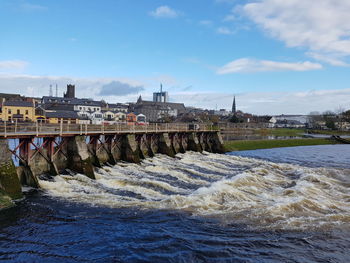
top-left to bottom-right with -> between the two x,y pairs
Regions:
310,129 -> 350,136
224,138 -> 337,152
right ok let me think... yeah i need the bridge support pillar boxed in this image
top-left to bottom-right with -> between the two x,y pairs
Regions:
148,134 -> 159,156
122,134 -> 141,163
67,136 -> 95,179
158,133 -> 175,157
137,134 -> 151,159
209,132 -> 225,153
170,133 -> 182,154
0,139 -> 23,201
187,133 -> 202,152
110,135 -> 122,161
180,133 -> 188,152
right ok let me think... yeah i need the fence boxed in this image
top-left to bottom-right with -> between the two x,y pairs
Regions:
0,122 -> 217,138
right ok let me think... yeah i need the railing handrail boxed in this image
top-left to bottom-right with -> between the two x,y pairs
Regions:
0,122 -> 219,138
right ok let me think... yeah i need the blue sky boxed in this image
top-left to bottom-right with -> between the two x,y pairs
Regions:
1,0 -> 350,114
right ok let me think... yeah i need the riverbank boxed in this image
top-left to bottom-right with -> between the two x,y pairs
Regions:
224,138 -> 337,152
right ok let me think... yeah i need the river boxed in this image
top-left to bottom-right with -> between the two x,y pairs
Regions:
0,145 -> 349,262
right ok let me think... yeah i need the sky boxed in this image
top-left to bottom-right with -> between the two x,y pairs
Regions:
1,0 -> 350,115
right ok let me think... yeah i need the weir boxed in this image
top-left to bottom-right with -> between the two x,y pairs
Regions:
0,123 -> 224,203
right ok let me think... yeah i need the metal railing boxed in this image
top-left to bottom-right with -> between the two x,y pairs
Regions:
0,122 -> 218,138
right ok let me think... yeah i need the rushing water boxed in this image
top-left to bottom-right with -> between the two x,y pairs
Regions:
1,145 -> 350,262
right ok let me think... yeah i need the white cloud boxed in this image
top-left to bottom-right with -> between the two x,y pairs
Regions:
149,6 -> 179,18
242,0 -> 350,65
0,60 -> 28,71
199,20 -> 213,26
217,27 -> 234,35
223,14 -> 235,22
0,74 -> 144,102
306,52 -> 349,67
217,58 -> 323,74
20,3 -> 47,11
170,88 -> 350,115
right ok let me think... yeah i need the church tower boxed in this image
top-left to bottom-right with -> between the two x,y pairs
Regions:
232,96 -> 236,115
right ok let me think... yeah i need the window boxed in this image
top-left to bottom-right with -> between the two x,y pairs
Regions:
17,109 -> 20,114
25,110 -> 29,115
8,109 -> 11,114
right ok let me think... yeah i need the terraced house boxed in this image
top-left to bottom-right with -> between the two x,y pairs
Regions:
0,100 -> 36,122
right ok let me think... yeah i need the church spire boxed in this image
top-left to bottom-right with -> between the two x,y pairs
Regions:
232,96 -> 236,115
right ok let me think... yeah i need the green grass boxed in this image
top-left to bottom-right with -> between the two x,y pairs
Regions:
310,129 -> 350,136
224,138 -> 336,152
254,128 -> 305,137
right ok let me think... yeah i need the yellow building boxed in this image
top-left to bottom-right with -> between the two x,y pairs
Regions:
45,111 -> 80,124
0,100 -> 35,122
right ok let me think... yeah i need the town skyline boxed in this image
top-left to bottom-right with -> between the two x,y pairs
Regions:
1,0 -> 350,114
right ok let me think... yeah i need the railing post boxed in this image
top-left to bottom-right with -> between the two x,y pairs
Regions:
36,120 -> 39,136
15,119 -> 17,134
4,121 -> 7,138
85,123 -> 88,135
156,123 -> 158,132
60,119 -> 63,136
80,123 -> 83,135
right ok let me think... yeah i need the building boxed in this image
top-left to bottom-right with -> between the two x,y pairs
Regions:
136,114 -> 146,124
0,100 -> 35,122
0,93 -> 23,102
64,84 -> 75,98
232,96 -> 236,115
45,111 -> 81,124
269,115 -> 309,128
127,113 -> 137,125
153,84 -> 169,103
131,95 -> 186,122
115,112 -> 127,123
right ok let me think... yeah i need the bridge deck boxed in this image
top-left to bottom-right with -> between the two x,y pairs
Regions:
0,123 -> 217,139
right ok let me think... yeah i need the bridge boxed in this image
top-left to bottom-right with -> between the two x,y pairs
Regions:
0,122 -> 224,201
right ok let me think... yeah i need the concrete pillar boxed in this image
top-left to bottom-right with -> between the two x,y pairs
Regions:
180,134 -> 188,152
0,140 -> 23,200
187,133 -> 202,152
121,134 -> 141,163
148,134 -> 159,156
111,135 -> 122,161
158,133 -> 175,157
28,148 -> 58,177
204,133 -> 213,152
138,134 -> 150,159
210,132 -> 225,153
16,165 -> 39,188
96,144 -> 115,165
199,133 -> 211,152
171,133 -> 182,154
67,136 -> 95,179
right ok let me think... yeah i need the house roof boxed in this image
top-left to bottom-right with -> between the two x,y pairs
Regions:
3,101 -> 34,107
42,96 -> 103,106
135,100 -> 186,111
46,111 -> 80,119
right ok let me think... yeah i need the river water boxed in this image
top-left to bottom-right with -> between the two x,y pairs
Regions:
1,145 -> 349,262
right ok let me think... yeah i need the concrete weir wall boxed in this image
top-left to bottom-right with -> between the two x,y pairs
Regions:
0,131 -> 224,206
0,140 -> 23,208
